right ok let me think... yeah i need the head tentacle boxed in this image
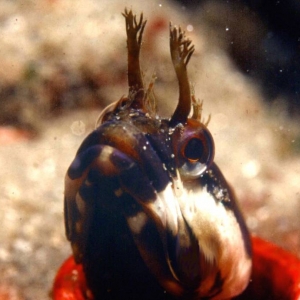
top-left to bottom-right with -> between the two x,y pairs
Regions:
169,23 -> 195,127
123,9 -> 147,109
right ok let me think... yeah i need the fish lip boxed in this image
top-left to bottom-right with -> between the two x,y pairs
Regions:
117,143 -> 223,295
135,180 -> 205,290
165,216 -> 203,289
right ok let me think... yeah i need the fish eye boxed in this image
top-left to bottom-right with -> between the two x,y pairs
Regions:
172,119 -> 214,178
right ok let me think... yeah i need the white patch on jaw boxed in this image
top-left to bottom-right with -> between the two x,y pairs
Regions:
140,183 -> 180,234
155,183 -> 182,235
184,188 -> 220,264
127,211 -> 148,235
176,184 -> 251,299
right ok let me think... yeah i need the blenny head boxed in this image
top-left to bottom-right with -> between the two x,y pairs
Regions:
64,9 -> 252,299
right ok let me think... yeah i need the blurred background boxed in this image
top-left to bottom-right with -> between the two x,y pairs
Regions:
0,0 -> 299,298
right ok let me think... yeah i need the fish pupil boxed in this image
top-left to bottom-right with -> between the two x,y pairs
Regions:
184,138 -> 204,162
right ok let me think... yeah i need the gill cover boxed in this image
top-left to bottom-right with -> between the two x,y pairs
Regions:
64,9 -> 252,300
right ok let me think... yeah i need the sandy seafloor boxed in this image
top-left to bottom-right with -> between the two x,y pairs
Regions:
0,0 -> 299,299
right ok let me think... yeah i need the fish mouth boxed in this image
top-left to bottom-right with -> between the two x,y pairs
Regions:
153,182 -> 202,288
125,177 -> 216,296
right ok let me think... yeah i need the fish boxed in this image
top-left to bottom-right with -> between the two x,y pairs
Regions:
64,9 -> 252,300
